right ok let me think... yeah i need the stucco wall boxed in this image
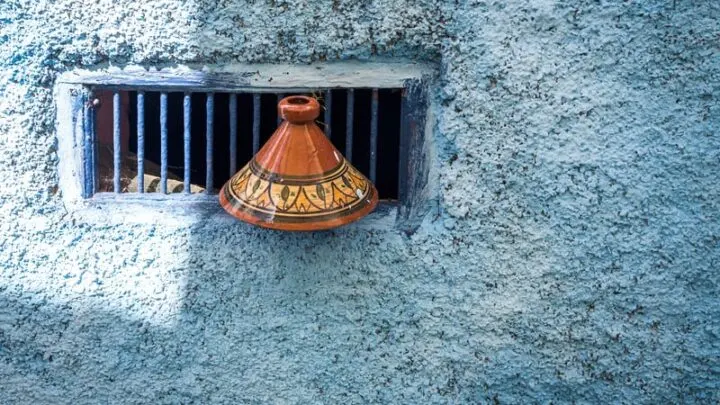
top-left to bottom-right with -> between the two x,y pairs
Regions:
1,0 -> 719,403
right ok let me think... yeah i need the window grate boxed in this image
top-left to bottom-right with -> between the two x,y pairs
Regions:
84,88 -> 405,200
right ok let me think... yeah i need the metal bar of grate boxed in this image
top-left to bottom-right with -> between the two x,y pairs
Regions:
183,93 -> 191,194
252,93 -> 261,154
276,93 -> 284,125
113,92 -> 121,193
82,102 -> 94,198
137,91 -> 145,193
160,92 -> 168,194
206,93 -> 214,193
82,85 -> 411,200
346,89 -> 354,162
369,88 -> 379,183
324,89 -> 332,139
229,93 -> 238,176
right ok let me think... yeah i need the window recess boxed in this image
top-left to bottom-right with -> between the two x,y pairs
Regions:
56,64 -> 432,230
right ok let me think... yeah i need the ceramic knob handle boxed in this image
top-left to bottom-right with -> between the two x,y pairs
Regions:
278,96 -> 320,123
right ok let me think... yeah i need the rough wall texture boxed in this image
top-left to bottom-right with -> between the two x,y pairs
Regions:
1,0 -> 719,403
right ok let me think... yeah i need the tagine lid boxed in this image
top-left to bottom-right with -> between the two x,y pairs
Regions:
219,96 -> 378,231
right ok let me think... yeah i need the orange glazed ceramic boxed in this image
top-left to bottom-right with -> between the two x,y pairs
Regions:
219,95 -> 378,231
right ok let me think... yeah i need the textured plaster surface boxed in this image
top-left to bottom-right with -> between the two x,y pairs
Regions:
0,0 -> 719,403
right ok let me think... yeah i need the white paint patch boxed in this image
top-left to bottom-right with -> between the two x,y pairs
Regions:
57,61 -> 435,91
0,227 -> 190,328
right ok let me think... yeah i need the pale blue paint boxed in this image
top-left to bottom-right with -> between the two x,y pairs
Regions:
136,91 -> 145,193
205,93 -> 214,193
113,91 -> 121,193
160,92 -> 168,194
183,93 -> 192,194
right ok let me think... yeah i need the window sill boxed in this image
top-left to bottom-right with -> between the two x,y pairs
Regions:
71,193 -> 400,231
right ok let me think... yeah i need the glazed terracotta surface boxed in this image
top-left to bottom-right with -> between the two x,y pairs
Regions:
219,96 -> 378,231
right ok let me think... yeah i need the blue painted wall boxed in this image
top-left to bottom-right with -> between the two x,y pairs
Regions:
0,0 -> 718,403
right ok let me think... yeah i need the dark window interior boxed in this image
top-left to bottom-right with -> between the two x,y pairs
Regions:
92,89 -> 402,199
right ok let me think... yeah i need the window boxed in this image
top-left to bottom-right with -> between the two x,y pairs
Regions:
56,64 -> 431,230
88,89 -> 404,199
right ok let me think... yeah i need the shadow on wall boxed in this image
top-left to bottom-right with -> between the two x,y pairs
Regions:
0,227 -> 440,403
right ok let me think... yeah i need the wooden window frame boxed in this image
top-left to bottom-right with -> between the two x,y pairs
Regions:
55,63 -> 434,232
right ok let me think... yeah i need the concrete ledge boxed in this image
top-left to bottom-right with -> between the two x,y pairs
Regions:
57,61 -> 436,92
75,193 -> 399,230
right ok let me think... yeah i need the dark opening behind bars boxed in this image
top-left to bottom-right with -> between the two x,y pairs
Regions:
90,89 -> 403,200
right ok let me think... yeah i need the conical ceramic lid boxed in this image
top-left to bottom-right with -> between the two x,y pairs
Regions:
219,95 -> 378,231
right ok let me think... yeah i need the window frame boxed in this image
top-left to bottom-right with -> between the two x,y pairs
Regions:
55,63 -> 434,231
